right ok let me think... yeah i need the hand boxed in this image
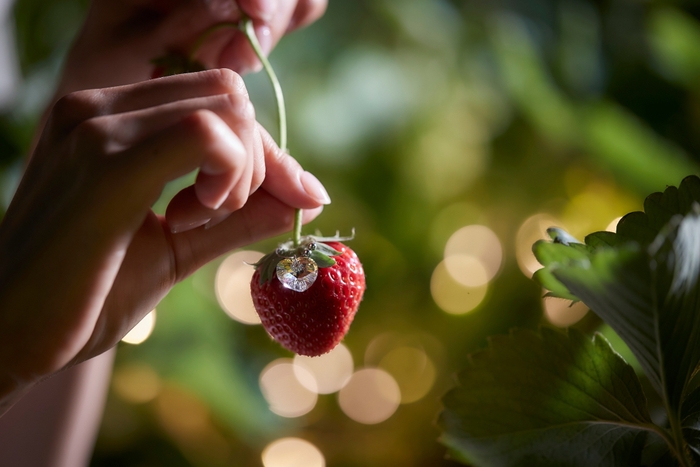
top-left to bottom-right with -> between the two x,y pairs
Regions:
56,0 -> 327,95
0,69 -> 327,411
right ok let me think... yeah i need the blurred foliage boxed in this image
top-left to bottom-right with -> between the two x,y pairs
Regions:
1,0 -> 700,466
440,177 -> 700,465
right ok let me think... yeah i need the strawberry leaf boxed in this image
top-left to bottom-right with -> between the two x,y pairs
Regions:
313,242 -> 342,257
531,176 -> 700,465
439,327 -> 665,466
253,251 -> 284,285
309,251 -> 336,268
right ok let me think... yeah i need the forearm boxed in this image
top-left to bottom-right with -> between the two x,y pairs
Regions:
0,348 -> 115,467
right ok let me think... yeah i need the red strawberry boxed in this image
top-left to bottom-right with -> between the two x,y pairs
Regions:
250,238 -> 365,357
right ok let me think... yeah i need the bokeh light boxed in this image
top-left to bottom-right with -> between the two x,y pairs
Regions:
215,250 -> 263,325
561,180 -> 639,238
262,438 -> 325,467
293,343 -> 353,394
121,309 -> 156,345
429,202 -> 482,257
444,224 -> 503,285
154,385 -> 231,464
338,368 -> 401,424
155,385 -> 210,439
606,216 -> 622,232
543,296 -> 589,327
516,213 -> 561,277
443,255 -> 489,287
431,260 -> 488,314
259,359 -> 318,418
379,346 -> 436,404
112,363 -> 161,404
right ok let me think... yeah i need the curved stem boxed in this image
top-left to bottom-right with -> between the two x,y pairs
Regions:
240,18 -> 287,153
240,17 -> 301,245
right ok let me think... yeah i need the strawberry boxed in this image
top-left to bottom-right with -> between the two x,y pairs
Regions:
250,236 -> 365,357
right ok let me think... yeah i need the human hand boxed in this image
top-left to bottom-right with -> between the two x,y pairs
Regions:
0,69 -> 327,411
57,0 -> 327,95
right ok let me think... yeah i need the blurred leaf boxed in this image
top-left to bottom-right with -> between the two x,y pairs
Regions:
439,327 -> 663,466
489,14 -> 578,145
648,7 -> 700,89
582,103 -> 698,194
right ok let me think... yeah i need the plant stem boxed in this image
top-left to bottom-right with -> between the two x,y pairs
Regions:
667,414 -> 693,467
240,18 -> 287,153
293,209 -> 303,248
240,17 -> 302,246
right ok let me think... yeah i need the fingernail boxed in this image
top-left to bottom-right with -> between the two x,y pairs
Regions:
170,218 -> 211,234
204,212 -> 232,230
301,171 -> 331,205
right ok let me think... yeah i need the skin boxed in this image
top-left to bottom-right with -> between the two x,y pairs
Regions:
0,0 -> 329,421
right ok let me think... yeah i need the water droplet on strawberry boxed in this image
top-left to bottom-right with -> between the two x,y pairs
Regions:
276,257 -> 319,292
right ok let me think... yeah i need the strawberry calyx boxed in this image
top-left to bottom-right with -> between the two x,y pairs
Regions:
252,232 -> 354,287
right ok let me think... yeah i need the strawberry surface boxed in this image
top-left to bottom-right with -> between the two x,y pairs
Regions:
250,241 -> 365,356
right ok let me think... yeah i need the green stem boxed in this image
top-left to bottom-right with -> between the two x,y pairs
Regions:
293,209 -> 303,248
240,18 -> 287,153
240,16 -> 301,246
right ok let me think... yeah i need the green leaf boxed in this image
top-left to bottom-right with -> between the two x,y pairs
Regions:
529,177 -> 700,466
533,178 -> 700,396
313,242 -> 342,257
439,327 -> 665,467
532,207 -> 700,465
551,210 -> 700,412
309,251 -> 336,268
681,385 -> 700,462
615,175 -> 700,245
253,251 -> 283,284
532,241 -> 589,301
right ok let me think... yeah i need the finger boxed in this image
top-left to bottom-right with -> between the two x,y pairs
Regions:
193,128 -> 249,210
164,124 -> 327,234
84,91 -> 259,210
191,119 -> 263,214
218,0 -> 297,73
287,0 -> 327,32
103,110 -> 250,218
216,23 -> 274,75
237,0 -> 278,23
170,189 -> 324,281
101,89 -> 256,149
258,125 -> 331,207
50,69 -> 248,135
